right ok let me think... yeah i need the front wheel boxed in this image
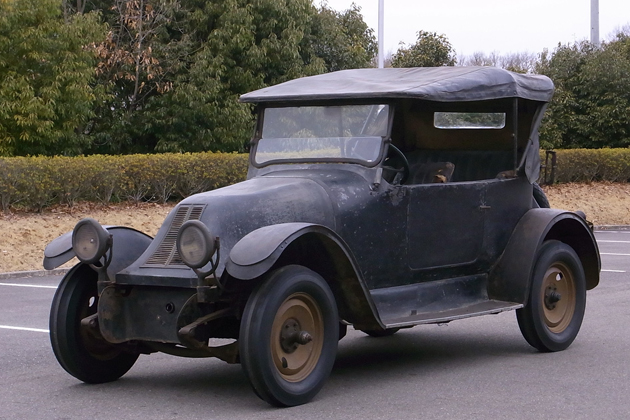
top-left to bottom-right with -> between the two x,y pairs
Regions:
239,265 -> 339,407
516,240 -> 586,352
49,265 -> 139,383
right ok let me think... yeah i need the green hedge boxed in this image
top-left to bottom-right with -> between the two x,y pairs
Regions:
540,149 -> 630,184
2,148 -> 630,212
0,153 -> 248,212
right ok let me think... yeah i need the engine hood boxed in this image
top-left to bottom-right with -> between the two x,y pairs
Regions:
117,176 -> 336,284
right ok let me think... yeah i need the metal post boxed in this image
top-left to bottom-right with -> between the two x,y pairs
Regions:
591,0 -> 600,47
378,0 -> 384,68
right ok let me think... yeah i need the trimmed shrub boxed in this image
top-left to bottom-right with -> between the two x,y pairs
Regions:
541,149 -> 630,183
6,148 -> 630,213
0,152 -> 248,212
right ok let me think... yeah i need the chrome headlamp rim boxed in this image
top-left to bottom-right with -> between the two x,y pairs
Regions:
72,218 -> 110,265
176,220 -> 216,269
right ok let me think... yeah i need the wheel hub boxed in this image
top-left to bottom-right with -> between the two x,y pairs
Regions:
280,318 -> 313,353
544,285 -> 562,310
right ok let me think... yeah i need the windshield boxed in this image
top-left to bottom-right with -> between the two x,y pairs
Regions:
254,105 -> 389,166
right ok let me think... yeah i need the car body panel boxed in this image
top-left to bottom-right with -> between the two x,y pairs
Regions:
44,67 -> 599,366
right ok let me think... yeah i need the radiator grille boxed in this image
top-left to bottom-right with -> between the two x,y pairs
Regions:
144,204 -> 206,267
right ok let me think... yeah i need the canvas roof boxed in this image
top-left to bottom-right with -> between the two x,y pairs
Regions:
239,67 -> 554,104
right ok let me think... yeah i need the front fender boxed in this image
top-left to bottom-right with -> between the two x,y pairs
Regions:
489,209 -> 600,305
225,222 -> 384,329
43,226 -> 153,277
226,222 -> 316,280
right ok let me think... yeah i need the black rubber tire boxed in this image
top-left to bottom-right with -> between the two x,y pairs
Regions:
239,265 -> 339,407
533,182 -> 550,208
516,240 -> 586,352
360,328 -> 400,337
49,265 -> 139,383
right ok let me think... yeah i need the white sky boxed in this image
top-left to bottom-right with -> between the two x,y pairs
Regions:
319,0 -> 630,57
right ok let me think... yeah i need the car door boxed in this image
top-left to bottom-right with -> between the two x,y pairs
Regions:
405,181 -> 486,275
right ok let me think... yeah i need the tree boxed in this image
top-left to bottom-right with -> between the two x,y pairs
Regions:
391,30 -> 456,68
0,0 -> 378,156
85,0 -> 186,154
144,0 -> 326,153
536,35 -> 630,149
0,0 -> 106,156
112,0 -> 378,154
306,3 -> 377,72
459,51 -> 537,74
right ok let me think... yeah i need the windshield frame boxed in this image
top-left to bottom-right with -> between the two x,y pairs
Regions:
249,101 -> 394,169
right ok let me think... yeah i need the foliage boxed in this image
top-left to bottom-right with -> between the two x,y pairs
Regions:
535,35 -> 630,149
0,0 -> 376,157
0,152 -> 248,212
391,30 -> 456,68
459,51 -> 538,74
81,0 -> 377,155
307,3 -> 377,72
540,149 -> 630,184
0,0 -> 106,156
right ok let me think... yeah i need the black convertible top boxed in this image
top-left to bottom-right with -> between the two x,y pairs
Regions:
239,67 -> 554,104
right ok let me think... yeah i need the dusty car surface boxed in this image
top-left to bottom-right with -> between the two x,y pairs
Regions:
45,67 -> 600,407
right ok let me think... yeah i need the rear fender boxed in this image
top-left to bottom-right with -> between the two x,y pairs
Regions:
489,209 -> 600,305
43,226 -> 152,278
225,223 -> 383,329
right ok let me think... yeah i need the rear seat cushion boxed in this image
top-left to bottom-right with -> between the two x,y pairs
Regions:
405,150 -> 514,183
410,162 -> 455,184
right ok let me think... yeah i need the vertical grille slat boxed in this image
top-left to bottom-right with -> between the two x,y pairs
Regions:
143,204 -> 206,267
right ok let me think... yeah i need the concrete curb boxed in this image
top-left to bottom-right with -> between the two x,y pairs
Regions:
0,268 -> 70,280
594,225 -> 630,231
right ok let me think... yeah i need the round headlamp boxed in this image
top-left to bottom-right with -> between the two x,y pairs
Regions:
176,220 -> 216,269
72,218 -> 110,265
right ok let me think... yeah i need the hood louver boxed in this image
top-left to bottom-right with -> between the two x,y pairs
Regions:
143,204 -> 206,267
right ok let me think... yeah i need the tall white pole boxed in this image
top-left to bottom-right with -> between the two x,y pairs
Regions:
591,0 -> 600,47
378,0 -> 384,68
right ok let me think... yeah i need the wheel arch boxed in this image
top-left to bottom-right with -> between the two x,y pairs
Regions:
489,209 -> 600,305
225,223 -> 383,329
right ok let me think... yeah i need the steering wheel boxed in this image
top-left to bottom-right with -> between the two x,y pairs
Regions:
382,144 -> 410,185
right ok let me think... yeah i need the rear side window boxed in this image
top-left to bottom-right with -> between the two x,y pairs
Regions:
434,112 -> 506,129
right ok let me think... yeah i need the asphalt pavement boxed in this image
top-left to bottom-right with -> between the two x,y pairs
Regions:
1,231 -> 629,419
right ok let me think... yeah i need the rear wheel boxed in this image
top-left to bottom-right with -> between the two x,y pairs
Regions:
49,265 -> 139,383
239,265 -> 339,407
533,182 -> 550,208
516,240 -> 586,352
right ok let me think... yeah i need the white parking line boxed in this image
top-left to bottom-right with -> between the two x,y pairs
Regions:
0,283 -> 57,289
0,325 -> 49,333
597,240 -> 630,243
600,253 -> 630,256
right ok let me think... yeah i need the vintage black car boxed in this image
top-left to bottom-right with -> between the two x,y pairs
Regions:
44,67 -> 600,407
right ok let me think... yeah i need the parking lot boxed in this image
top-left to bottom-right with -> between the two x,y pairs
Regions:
1,230 -> 629,419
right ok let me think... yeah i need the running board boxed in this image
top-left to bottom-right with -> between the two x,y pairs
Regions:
383,300 -> 523,328
369,274 -> 523,329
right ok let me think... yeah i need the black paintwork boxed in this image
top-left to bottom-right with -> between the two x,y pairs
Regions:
44,69 -> 600,349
